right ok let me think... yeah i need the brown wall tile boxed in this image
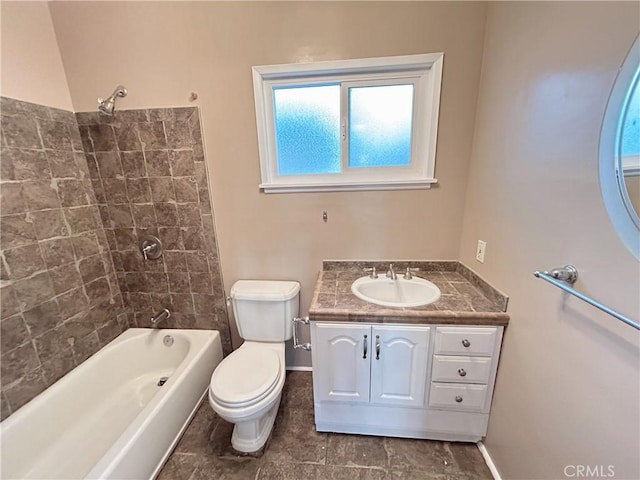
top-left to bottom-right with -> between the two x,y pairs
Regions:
0,214 -> 37,249
72,106 -> 230,354
32,209 -> 68,239
149,177 -> 175,202
57,179 -> 89,206
169,150 -> 195,176
0,99 -> 126,420
121,151 -> 147,177
126,178 -> 152,203
1,183 -> 28,214
39,119 -> 72,151
88,124 -> 117,152
3,148 -> 51,181
115,123 -> 142,151
174,177 -> 198,203
47,150 -> 79,179
1,314 -> 30,353
63,206 -> 97,234
23,299 -> 62,337
103,178 -> 128,203
23,180 -> 61,211
41,237 -> 76,267
138,122 -> 167,150
1,114 -> 42,149
0,286 -> 21,320
95,152 -> 123,177
3,244 -> 46,279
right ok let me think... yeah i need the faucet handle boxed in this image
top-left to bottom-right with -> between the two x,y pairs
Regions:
363,267 -> 378,279
404,267 -> 420,279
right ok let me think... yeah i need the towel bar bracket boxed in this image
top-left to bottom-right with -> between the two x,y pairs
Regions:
534,265 -> 639,331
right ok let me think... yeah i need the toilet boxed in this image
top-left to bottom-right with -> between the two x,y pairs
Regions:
208,279 -> 300,453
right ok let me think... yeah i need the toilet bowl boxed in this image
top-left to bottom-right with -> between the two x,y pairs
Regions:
207,279 -> 300,453
208,342 -> 286,452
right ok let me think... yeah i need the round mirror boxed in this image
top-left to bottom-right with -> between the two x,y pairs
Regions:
600,35 -> 640,259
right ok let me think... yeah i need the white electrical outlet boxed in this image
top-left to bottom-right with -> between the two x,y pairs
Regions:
476,240 -> 486,263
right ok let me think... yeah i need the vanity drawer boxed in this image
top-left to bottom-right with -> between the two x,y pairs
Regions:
434,327 -> 497,356
431,355 -> 493,384
428,383 -> 488,412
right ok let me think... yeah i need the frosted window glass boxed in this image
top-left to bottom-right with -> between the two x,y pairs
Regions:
621,74 -> 640,156
349,85 -> 414,168
273,85 -> 341,175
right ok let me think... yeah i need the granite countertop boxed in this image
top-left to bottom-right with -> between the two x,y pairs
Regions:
309,261 -> 510,326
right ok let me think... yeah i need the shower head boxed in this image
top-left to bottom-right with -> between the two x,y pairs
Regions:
97,85 -> 127,116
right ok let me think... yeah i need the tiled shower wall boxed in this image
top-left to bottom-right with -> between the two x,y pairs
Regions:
0,100 -> 230,421
0,98 -> 127,420
76,107 -> 231,353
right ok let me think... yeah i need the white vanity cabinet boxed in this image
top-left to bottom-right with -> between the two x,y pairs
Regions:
313,323 -> 430,408
310,322 -> 504,442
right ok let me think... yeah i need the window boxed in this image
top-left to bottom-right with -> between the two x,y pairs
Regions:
252,54 -> 444,193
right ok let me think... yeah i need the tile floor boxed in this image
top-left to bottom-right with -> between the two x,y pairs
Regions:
158,372 -> 493,480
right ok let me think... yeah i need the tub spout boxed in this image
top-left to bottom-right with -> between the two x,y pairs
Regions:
151,309 -> 170,328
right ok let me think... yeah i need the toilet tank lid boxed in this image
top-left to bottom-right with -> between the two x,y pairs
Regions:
231,280 -> 300,301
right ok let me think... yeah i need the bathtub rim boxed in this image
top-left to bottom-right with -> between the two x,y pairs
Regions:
1,328 -> 222,480
86,328 -> 222,479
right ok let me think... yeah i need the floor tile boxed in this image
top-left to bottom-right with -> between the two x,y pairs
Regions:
280,370 -> 314,412
319,465 -> 388,479
386,469 -> 452,479
158,372 -> 493,480
258,461 -> 320,479
188,454 -> 261,480
447,442 -> 494,479
262,406 -> 328,465
384,437 -> 457,475
156,453 -> 200,480
175,402 -> 220,455
326,433 -> 389,468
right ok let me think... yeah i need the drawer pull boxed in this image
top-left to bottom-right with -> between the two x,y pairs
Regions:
461,339 -> 471,348
458,368 -> 467,377
455,395 -> 463,403
363,335 -> 368,359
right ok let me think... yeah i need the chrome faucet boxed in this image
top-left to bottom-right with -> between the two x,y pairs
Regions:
151,309 -> 170,328
386,264 -> 397,280
363,266 -> 378,279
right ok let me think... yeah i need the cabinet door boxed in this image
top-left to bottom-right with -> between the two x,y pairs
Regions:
370,325 -> 430,407
313,323 -> 371,403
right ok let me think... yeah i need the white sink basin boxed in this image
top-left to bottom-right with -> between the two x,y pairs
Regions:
351,275 -> 441,308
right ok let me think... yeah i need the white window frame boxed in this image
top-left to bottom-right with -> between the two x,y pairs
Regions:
252,53 -> 444,193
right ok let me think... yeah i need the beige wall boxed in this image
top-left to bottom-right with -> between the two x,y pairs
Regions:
0,2 -> 73,110
49,1 -> 488,365
458,2 -> 640,479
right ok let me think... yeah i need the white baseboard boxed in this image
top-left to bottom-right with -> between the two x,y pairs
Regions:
477,441 -> 502,480
285,366 -> 313,372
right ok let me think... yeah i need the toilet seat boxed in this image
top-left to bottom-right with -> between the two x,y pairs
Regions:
210,344 -> 281,408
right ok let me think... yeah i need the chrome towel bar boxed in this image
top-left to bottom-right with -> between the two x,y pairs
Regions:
534,265 -> 639,331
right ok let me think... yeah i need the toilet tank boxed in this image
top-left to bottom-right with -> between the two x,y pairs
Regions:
230,280 -> 300,342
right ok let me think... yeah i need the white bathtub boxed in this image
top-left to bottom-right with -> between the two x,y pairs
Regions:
0,328 -> 223,480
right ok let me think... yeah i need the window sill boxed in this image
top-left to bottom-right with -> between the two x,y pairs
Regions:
259,178 -> 438,194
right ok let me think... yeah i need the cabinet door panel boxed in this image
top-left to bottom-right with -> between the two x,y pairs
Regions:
314,323 -> 371,403
370,325 -> 430,407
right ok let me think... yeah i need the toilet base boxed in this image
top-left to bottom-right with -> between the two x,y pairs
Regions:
230,393 -> 281,453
